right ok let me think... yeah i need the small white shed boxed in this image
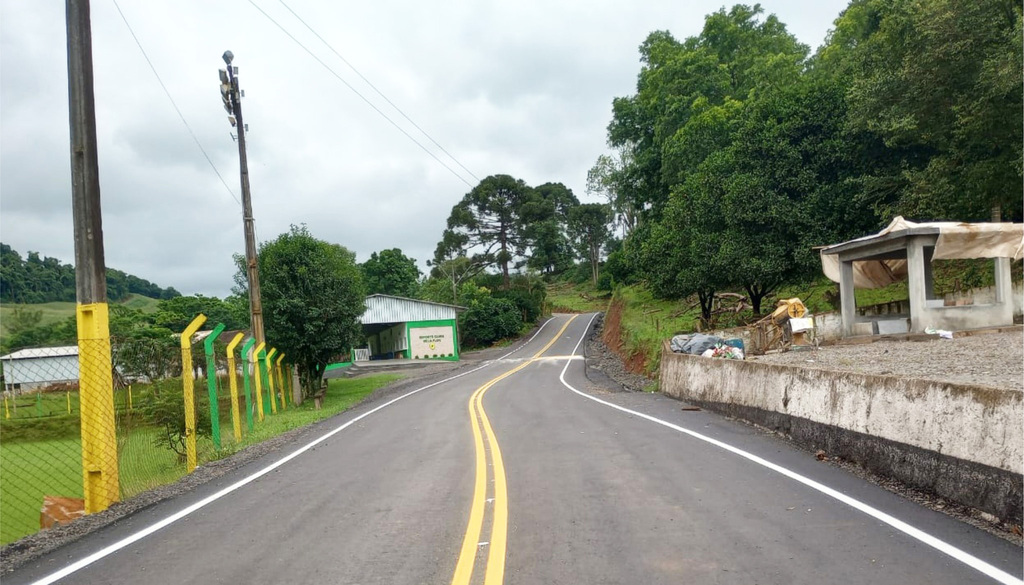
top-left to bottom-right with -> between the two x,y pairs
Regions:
1,346 -> 79,393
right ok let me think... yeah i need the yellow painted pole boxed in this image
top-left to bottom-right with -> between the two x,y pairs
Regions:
67,391 -> 71,414
265,348 -> 278,413
180,314 -> 207,473
275,353 -> 287,410
226,332 -> 245,443
77,303 -> 119,513
252,342 -> 266,422
128,384 -> 133,410
4,396 -> 9,419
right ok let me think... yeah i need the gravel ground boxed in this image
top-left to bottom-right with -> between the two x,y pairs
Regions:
751,330 -> 1023,391
584,313 -> 654,393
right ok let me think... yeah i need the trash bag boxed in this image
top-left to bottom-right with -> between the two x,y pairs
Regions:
670,333 -> 724,355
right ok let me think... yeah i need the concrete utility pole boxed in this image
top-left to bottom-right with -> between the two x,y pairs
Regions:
220,51 -> 265,344
66,0 -> 119,513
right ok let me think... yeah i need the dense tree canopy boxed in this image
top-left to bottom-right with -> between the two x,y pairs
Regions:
361,248 -> 421,298
0,243 -> 179,304
440,174 -> 534,289
586,1 -> 1022,325
259,225 -> 365,396
567,204 -> 613,287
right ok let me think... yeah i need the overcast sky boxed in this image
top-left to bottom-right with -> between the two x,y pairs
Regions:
1,0 -> 848,297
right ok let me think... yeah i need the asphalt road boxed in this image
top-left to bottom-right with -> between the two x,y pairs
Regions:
7,314 -> 1022,585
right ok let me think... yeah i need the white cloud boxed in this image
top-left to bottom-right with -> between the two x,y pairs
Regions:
0,0 -> 848,296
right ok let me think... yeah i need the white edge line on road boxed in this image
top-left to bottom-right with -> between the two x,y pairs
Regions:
559,313 -> 1022,585
32,317 -> 561,585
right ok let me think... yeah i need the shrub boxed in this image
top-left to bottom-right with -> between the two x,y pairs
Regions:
141,379 -> 211,459
460,297 -> 521,346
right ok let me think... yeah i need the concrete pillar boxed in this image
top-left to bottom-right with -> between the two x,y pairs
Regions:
839,259 -> 856,337
923,246 -> 937,300
994,257 -> 1014,325
906,238 -> 928,333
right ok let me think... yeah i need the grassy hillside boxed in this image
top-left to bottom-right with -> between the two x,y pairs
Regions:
0,302 -> 78,336
0,294 -> 161,348
119,294 -> 161,313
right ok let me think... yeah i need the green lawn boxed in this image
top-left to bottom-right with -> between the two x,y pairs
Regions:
119,294 -> 161,313
0,302 -> 78,336
0,373 -> 401,545
546,281 -> 611,313
0,295 -> 161,347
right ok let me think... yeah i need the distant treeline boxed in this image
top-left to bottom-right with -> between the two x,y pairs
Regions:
0,243 -> 180,304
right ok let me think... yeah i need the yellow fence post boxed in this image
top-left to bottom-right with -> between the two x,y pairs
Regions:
128,384 -> 133,411
180,314 -> 207,473
226,332 -> 245,443
265,348 -> 278,413
67,391 -> 71,414
4,395 -> 8,419
275,353 -> 287,410
252,342 -> 266,421
77,303 -> 119,513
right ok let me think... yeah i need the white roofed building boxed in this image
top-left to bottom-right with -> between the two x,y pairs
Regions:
1,346 -> 79,393
356,295 -> 466,362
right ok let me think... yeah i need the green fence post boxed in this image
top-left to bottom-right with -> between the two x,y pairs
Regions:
266,348 -> 279,412
257,348 -> 271,416
203,323 -> 226,450
241,337 -> 255,431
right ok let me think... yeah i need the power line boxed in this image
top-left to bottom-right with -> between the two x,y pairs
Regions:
245,0 -> 476,189
110,0 -> 242,207
276,0 -> 481,183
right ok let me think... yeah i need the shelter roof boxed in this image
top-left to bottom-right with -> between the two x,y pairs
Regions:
0,346 -> 78,360
361,294 -> 466,325
820,216 -> 1023,288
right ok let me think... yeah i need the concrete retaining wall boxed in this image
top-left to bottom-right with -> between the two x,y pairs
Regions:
659,344 -> 1023,523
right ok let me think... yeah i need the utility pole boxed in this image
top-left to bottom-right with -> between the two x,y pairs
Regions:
220,51 -> 265,344
66,0 -> 118,513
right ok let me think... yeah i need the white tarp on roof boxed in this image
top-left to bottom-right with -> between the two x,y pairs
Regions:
821,216 -> 1024,289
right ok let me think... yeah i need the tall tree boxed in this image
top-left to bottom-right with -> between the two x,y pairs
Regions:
586,148 -> 642,237
521,182 -> 579,276
567,204 -> 613,286
361,248 -> 421,297
606,5 -> 808,222
259,225 -> 366,397
443,174 -> 532,289
429,230 -> 490,305
824,0 -> 1023,221
644,178 -> 732,327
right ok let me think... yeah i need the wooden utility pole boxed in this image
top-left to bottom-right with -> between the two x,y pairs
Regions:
220,51 -> 265,344
66,0 -> 119,513
67,0 -> 105,303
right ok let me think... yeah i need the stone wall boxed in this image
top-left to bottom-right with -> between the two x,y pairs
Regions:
659,344 -> 1023,523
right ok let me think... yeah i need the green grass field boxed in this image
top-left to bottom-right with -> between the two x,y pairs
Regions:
546,281 -> 611,313
0,295 -> 161,348
0,301 -> 78,335
0,373 -> 401,545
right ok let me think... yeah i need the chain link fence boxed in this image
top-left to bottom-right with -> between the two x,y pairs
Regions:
0,322 -> 296,545
0,336 -> 213,545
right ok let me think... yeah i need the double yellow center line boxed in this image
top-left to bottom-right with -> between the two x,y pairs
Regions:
450,315 -> 577,585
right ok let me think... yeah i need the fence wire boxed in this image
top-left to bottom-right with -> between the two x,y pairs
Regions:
1,344 -> 88,544
1,327 -> 288,545
0,338 -> 206,545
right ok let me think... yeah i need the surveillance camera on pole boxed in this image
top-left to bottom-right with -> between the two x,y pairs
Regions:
218,51 -> 264,345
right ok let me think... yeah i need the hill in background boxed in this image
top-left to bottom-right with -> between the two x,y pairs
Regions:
0,243 -> 180,305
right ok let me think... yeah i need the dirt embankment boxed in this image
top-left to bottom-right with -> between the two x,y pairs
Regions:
600,299 -> 653,377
